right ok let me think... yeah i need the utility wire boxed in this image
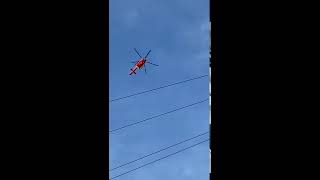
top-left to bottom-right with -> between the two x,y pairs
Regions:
109,98 -> 208,133
109,74 -> 208,102
109,139 -> 209,180
110,131 -> 209,171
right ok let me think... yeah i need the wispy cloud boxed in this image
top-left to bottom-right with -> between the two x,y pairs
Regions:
123,10 -> 139,28
200,21 -> 210,33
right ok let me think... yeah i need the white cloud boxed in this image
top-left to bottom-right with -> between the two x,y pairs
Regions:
200,21 -> 210,33
195,51 -> 209,61
182,167 -> 194,177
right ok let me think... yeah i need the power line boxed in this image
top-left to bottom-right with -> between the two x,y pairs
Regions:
109,74 -> 208,102
110,131 -> 209,171
109,139 -> 209,180
109,98 -> 208,133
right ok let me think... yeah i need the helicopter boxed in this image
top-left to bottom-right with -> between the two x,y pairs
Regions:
129,48 -> 159,75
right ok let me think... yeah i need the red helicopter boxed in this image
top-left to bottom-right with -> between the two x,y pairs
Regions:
129,48 -> 159,75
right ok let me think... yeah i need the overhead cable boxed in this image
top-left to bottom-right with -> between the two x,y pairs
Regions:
110,74 -> 208,102
110,131 -> 209,171
109,139 -> 209,179
109,98 -> 208,133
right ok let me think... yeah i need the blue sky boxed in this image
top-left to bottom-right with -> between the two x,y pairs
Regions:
109,0 -> 209,179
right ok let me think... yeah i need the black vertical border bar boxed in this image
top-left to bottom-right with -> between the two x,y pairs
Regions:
2,0 -> 110,179
105,0 -> 109,179
216,0 -> 222,178
210,0 -> 214,178
211,0 -> 219,179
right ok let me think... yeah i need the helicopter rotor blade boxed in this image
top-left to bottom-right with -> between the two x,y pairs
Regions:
146,61 -> 159,66
144,50 -> 151,59
134,48 -> 142,58
144,64 -> 147,74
